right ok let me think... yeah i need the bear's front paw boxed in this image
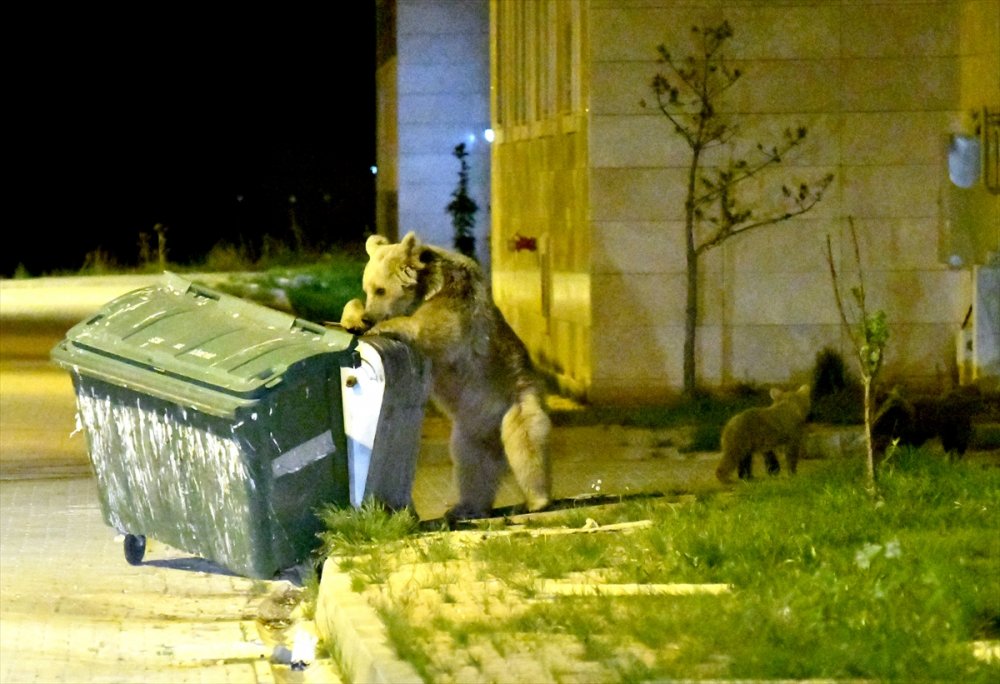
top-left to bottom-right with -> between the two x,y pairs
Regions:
364,322 -> 404,340
340,298 -> 369,334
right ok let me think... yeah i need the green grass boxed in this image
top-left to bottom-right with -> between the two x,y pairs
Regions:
317,499 -> 421,554
322,451 -> 1000,681
209,250 -> 365,324
316,500 -> 423,590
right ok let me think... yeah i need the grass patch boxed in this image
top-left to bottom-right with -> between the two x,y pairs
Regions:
323,451 -> 1000,681
315,500 -> 423,590
317,499 -> 421,556
377,604 -> 436,682
209,250 -> 365,323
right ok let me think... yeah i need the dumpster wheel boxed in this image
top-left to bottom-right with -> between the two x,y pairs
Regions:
123,534 -> 146,565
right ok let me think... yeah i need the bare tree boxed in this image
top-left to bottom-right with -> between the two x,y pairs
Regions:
642,21 -> 834,394
825,218 -> 889,491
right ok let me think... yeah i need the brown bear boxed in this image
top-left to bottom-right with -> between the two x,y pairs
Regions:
716,385 -> 811,484
872,387 -> 978,460
341,232 -> 551,521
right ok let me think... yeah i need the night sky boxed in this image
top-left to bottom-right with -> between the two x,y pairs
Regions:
7,7 -> 376,278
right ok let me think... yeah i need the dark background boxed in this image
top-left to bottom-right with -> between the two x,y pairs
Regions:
6,6 -> 376,278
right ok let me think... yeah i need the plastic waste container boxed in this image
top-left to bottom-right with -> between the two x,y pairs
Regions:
51,273 -> 428,578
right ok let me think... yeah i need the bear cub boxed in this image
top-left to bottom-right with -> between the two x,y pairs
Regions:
716,385 -> 811,484
872,387 -> 979,459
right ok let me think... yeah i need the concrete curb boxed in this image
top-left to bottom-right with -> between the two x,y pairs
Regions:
314,558 -> 423,684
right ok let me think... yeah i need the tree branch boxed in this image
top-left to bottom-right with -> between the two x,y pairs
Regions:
847,216 -> 870,325
825,232 -> 862,352
692,133 -> 809,209
695,190 -> 823,255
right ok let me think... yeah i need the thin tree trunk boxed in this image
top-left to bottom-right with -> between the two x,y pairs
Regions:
684,246 -> 698,394
862,375 -> 877,489
683,145 -> 702,396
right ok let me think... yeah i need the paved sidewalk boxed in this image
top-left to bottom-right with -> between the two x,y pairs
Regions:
0,476 -> 338,683
409,414 -> 724,523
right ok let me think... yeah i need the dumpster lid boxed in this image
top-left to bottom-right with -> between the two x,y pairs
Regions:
53,273 -> 356,400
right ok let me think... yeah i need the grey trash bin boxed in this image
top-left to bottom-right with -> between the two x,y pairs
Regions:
51,273 -> 428,578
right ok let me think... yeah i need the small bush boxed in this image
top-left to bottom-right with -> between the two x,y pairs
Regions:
79,248 -> 121,275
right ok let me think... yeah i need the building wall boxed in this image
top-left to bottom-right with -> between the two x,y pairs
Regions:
955,1 -> 1000,386
494,0 -> 999,402
491,0 -> 592,397
377,0 -> 492,259
375,0 -> 398,241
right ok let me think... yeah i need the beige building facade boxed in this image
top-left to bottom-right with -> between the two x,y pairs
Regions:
490,0 -> 1000,403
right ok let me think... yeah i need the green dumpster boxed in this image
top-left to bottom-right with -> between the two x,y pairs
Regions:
51,273 -> 428,578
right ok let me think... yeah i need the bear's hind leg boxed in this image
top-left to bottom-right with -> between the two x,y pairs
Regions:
501,391 -> 552,512
716,438 -> 748,484
447,423 -> 507,522
764,451 -> 781,476
737,452 -> 755,480
785,436 -> 803,475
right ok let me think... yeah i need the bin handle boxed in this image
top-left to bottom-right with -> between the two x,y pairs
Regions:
292,318 -> 326,335
188,283 -> 221,301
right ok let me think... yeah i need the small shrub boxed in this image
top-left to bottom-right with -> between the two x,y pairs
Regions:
415,535 -> 458,564
256,234 -> 298,268
79,248 -> 120,275
684,421 -> 724,452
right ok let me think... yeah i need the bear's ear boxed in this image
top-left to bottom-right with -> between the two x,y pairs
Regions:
401,231 -> 438,273
366,234 -> 390,257
769,387 -> 783,401
400,231 -> 421,257
798,384 -> 810,396
423,268 -> 445,300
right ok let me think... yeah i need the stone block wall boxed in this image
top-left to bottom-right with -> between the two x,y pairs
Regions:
492,0 -> 998,402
